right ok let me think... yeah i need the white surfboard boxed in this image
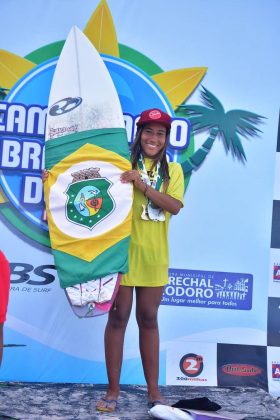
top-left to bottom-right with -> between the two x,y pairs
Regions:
45,26 -> 132,318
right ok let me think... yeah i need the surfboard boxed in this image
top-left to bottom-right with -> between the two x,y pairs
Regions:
44,26 -> 132,318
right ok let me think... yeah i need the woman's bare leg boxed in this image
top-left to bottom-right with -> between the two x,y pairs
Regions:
96,285 -> 133,409
135,286 -> 164,402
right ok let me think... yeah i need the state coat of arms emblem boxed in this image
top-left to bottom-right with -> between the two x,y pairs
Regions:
65,167 -> 115,229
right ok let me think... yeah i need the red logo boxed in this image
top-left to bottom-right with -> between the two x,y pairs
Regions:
273,264 -> 280,280
272,363 -> 280,378
222,364 -> 262,376
149,110 -> 162,120
180,353 -> 204,377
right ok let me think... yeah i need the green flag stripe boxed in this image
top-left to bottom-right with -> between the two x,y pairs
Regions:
45,128 -> 130,170
52,236 -> 130,288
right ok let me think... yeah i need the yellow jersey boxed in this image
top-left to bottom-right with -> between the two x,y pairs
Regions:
121,159 -> 184,287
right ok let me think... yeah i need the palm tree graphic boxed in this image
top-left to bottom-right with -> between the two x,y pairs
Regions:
176,86 -> 264,175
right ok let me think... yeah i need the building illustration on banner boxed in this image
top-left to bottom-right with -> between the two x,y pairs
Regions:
215,277 -> 248,300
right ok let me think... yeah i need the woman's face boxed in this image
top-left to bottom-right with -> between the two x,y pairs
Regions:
140,122 -> 167,159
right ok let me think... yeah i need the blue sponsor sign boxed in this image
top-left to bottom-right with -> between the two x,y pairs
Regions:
162,268 -> 253,310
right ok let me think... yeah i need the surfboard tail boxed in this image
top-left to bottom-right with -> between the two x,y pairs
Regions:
64,273 -> 122,318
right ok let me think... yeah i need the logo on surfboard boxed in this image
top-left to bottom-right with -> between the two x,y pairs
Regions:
49,97 -> 83,116
65,167 -> 115,230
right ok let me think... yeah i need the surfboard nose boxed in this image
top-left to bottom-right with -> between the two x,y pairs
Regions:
46,23 -> 125,141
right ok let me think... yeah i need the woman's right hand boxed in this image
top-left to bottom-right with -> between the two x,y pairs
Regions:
120,170 -> 146,193
42,169 -> 49,182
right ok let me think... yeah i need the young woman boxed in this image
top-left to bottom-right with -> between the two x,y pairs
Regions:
96,108 -> 184,412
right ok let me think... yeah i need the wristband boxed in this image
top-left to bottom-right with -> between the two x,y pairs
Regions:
144,184 -> 148,197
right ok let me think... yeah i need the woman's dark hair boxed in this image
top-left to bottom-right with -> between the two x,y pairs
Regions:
130,125 -> 170,192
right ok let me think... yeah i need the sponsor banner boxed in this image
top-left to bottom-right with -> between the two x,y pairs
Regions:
166,341 -> 217,386
268,248 -> 280,297
162,268 -> 253,310
267,297 -> 280,347
267,346 -> 280,396
217,344 -> 268,390
270,201 -> 280,249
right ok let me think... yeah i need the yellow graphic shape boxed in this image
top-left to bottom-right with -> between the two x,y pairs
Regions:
44,143 -> 132,262
84,0 -> 119,57
152,67 -> 207,108
0,50 -> 35,89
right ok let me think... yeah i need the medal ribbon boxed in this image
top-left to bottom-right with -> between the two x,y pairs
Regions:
137,154 -> 165,222
137,154 -> 163,191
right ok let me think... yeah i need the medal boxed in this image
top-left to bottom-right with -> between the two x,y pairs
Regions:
141,204 -> 149,220
147,202 -> 165,222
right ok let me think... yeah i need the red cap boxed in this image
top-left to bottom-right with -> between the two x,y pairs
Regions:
137,108 -> 171,129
